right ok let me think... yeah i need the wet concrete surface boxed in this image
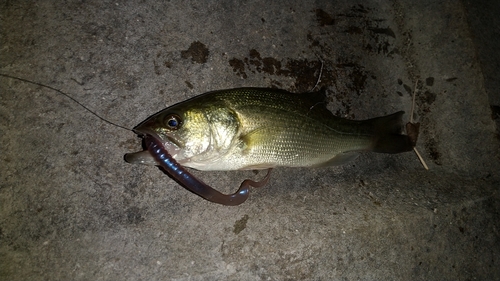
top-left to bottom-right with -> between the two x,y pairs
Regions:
1,0 -> 499,280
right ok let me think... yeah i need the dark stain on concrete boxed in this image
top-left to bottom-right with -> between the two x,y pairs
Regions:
181,41 -> 209,64
153,60 -> 161,75
229,49 -> 329,92
426,77 -> 435,86
229,58 -> 247,78
315,9 -> 335,26
126,207 -> 144,224
336,6 -> 396,56
426,138 -> 442,165
351,4 -> 369,14
403,84 -> 413,95
368,27 -> 396,38
422,90 -> 437,105
345,26 -> 363,34
261,57 -> 282,75
233,214 -> 249,235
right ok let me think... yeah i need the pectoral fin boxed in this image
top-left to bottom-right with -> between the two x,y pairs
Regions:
239,127 -> 282,154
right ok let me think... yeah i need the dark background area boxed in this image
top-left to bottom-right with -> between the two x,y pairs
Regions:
1,0 -> 499,280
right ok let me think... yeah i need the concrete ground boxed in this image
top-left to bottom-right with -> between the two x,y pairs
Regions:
1,0 -> 499,280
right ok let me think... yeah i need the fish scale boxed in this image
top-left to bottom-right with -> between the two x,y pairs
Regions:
228,110 -> 371,169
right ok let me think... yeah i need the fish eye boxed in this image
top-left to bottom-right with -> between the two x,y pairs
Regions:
165,114 -> 182,130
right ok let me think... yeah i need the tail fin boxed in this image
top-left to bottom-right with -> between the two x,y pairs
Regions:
365,111 -> 414,154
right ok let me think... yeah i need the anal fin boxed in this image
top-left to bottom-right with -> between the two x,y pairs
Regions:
311,152 -> 359,167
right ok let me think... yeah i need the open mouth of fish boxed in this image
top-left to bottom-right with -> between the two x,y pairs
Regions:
124,121 -> 183,166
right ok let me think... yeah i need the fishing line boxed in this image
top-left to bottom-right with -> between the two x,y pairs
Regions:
0,73 -> 132,132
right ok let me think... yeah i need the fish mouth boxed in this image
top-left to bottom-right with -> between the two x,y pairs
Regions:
124,125 -> 182,165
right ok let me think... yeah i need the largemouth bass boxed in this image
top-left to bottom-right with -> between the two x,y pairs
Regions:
125,87 -> 414,205
125,87 -> 413,171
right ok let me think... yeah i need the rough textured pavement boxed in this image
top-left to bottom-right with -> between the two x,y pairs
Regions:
1,1 -> 499,280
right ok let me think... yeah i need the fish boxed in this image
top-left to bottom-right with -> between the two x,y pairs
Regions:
125,87 -> 414,205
